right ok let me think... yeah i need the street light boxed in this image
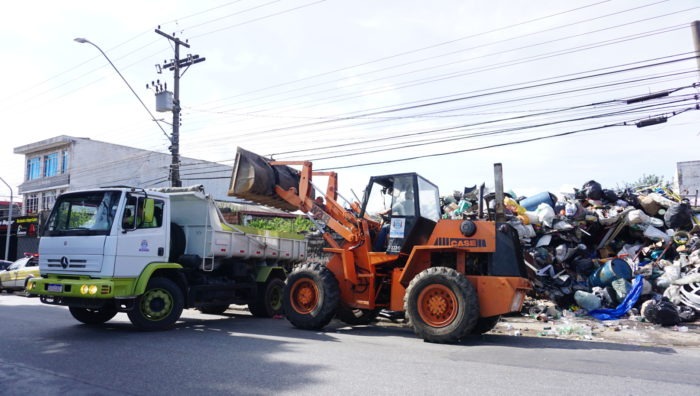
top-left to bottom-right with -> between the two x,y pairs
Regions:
0,177 -> 14,261
73,38 -> 172,150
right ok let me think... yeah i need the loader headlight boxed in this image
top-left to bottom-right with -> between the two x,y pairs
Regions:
80,284 -> 89,295
89,285 -> 98,295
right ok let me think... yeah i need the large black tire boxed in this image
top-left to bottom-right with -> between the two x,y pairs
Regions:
336,306 -> 380,326
127,277 -> 184,331
470,315 -> 501,335
69,306 -> 118,325
404,267 -> 479,343
283,263 -> 339,330
249,277 -> 285,318
198,304 -> 230,315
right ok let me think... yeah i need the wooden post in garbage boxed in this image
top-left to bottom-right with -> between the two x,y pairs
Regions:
693,21 -> 700,78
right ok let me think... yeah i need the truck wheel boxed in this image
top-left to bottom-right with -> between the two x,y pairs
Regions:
69,307 -> 118,325
404,267 -> 479,343
283,263 -> 339,330
128,277 -> 184,331
198,305 -> 230,315
336,306 -> 380,325
249,277 -> 285,318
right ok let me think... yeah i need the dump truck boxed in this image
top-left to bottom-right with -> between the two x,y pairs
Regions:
230,148 -> 532,343
27,185 -> 307,330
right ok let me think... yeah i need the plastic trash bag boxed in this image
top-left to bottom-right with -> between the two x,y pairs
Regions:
588,275 -> 643,320
535,203 -> 555,228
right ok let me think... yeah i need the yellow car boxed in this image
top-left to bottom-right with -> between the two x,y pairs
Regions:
0,254 -> 39,296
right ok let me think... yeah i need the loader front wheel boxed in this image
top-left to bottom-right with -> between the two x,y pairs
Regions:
127,277 -> 184,331
405,267 -> 479,343
283,263 -> 339,330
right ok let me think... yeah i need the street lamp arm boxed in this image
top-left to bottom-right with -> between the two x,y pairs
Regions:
74,38 -> 172,143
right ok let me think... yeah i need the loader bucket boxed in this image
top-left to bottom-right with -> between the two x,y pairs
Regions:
229,147 -> 302,212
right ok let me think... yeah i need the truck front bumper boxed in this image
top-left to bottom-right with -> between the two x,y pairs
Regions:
27,276 -> 138,310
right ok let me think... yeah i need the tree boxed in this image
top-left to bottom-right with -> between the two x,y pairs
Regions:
618,174 -> 673,191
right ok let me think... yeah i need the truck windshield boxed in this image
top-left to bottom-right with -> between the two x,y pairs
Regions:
43,191 -> 122,236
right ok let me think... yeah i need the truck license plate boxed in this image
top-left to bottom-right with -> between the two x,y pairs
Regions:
47,284 -> 63,293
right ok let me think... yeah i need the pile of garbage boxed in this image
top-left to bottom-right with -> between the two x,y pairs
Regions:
442,181 -> 700,327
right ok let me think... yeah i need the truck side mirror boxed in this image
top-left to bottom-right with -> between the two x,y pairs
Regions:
142,198 -> 155,224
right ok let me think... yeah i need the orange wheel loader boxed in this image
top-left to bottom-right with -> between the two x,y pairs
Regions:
229,148 -> 531,343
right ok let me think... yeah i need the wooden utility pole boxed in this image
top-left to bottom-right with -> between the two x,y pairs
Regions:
155,29 -> 205,187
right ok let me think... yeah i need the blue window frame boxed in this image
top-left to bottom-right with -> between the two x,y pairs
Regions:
27,157 -> 41,180
44,153 -> 58,177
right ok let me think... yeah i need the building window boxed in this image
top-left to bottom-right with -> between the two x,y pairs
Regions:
42,191 -> 57,211
44,153 -> 58,177
26,194 -> 39,214
62,150 -> 69,174
27,157 -> 41,180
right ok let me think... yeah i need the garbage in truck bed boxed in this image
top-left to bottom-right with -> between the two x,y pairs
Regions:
441,179 -> 700,326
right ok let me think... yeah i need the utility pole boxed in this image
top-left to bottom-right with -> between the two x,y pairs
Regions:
154,28 -> 205,187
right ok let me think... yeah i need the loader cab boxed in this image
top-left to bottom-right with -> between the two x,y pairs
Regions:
361,173 -> 440,254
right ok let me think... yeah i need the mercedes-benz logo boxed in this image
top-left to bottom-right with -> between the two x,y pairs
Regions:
60,256 -> 69,269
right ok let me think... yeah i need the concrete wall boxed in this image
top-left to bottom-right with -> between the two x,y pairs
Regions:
677,160 -> 700,205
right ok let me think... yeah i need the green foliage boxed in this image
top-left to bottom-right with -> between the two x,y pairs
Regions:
618,173 -> 672,191
247,216 -> 314,233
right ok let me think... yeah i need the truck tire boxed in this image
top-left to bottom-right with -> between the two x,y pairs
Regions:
404,267 -> 479,343
69,306 -> 118,325
336,306 -> 380,326
249,277 -> 285,318
127,277 -> 184,331
283,263 -> 339,330
470,315 -> 501,335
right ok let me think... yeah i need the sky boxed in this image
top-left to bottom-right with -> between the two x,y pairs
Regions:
1,0 -> 699,203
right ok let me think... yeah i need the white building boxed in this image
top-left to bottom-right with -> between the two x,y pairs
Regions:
13,135 -> 234,215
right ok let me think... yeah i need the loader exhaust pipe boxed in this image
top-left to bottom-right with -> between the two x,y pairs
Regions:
493,163 -> 506,223
229,147 -> 304,212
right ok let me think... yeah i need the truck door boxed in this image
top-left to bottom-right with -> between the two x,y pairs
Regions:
114,195 -> 167,277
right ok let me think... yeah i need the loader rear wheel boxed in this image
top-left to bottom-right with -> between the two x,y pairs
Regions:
404,267 -> 479,343
283,263 -> 339,330
249,277 -> 285,318
336,306 -> 380,326
69,306 -> 118,325
128,277 -> 184,331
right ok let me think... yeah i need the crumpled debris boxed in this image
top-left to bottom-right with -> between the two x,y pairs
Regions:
442,180 -> 700,323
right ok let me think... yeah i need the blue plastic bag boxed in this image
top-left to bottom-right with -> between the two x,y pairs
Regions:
588,275 -> 644,320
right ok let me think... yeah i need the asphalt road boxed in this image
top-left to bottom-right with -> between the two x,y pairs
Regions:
1,293 -> 699,395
